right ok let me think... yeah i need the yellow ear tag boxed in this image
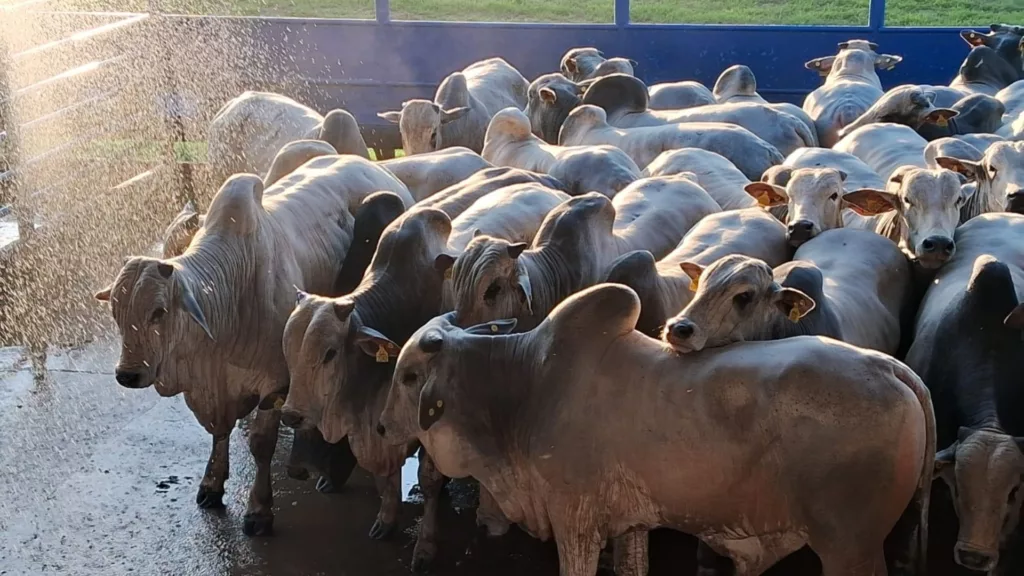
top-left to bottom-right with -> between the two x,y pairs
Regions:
444,268 -> 452,280
428,408 -> 435,416
935,116 -> 948,127
490,324 -> 498,333
375,345 -> 389,363
689,277 -> 699,292
756,192 -> 771,206
788,305 -> 801,323
436,400 -> 443,408
273,396 -> 285,410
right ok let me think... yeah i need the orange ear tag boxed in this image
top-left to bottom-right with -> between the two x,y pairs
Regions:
444,268 -> 452,280
689,278 -> 699,292
756,192 -> 771,206
788,305 -> 801,323
935,116 -> 948,127
375,345 -> 389,363
273,396 -> 285,410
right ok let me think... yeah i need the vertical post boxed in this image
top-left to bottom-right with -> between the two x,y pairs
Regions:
614,0 -> 629,27
376,0 -> 390,24
868,0 -> 885,32
148,0 -> 195,207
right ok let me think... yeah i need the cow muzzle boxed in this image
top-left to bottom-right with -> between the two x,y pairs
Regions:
954,542 -> 998,572
115,369 -> 147,389
1006,189 -> 1024,215
664,319 -> 705,352
786,220 -> 815,248
916,235 -> 955,269
280,407 -> 310,430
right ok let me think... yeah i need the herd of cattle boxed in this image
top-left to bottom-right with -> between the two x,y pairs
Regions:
92,23 -> 1024,576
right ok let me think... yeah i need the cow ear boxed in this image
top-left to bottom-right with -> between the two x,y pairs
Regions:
334,299 -> 356,322
564,58 -> 578,75
960,29 -> 987,47
836,170 -> 848,182
539,87 -> 557,105
180,284 -> 214,341
874,54 -> 902,71
506,242 -> 528,259
464,318 -> 518,336
837,41 -> 850,50
804,56 -> 836,75
516,271 -> 533,315
418,377 -> 446,431
1005,303 -> 1024,329
773,287 -> 816,322
377,111 -> 402,124
935,157 -> 984,181
355,325 -> 401,362
95,286 -> 112,301
434,253 -> 456,279
440,106 -> 470,125
923,108 -> 958,127
842,189 -> 899,216
258,388 -> 288,411
679,262 -> 704,291
744,182 -> 789,207
934,443 -> 957,481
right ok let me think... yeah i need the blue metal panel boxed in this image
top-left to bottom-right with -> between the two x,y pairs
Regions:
170,6 -> 977,149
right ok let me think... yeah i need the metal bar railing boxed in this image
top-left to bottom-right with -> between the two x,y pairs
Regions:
376,0 -> 389,24
868,0 -> 886,31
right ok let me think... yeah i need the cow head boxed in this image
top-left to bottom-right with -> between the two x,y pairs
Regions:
937,141 -> 1024,215
379,315 -> 517,459
162,201 -> 204,258
935,426 -> 1024,573
525,73 -> 582,144
805,41 -> 902,81
843,167 -> 970,269
747,167 -> 847,247
445,235 -> 532,328
661,255 -> 814,353
95,256 -> 213,393
560,47 -> 605,83
836,85 -> 957,138
378,99 -> 470,155
280,292 -> 400,444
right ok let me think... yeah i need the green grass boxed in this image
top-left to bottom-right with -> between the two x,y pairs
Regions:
60,0 -> 1024,26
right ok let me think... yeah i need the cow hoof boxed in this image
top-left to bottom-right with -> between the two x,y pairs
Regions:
286,465 -> 310,481
242,513 -> 275,537
411,541 -> 437,572
315,476 -> 337,493
195,487 -> 225,509
369,519 -> 396,540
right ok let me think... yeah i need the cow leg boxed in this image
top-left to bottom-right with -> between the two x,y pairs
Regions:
242,409 -> 279,537
553,525 -> 601,576
613,531 -> 649,576
197,433 -> 229,509
369,472 -> 400,540
412,452 -> 444,571
477,485 -> 511,537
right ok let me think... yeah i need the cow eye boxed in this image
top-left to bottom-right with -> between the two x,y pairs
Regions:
150,308 -> 166,323
733,291 -> 754,309
989,166 -> 999,177
829,192 -> 839,201
402,371 -> 417,386
429,130 -> 438,149
322,349 -> 337,364
1010,486 -> 1020,502
484,282 -> 501,303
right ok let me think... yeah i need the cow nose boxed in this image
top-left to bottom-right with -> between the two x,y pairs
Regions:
280,409 -> 305,429
115,370 -> 140,388
921,236 -> 955,255
671,321 -> 695,340
376,422 -> 387,437
1007,190 -> 1024,214
787,220 -> 814,246
954,546 -> 997,572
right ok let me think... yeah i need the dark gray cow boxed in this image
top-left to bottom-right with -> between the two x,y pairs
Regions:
905,213 -> 1024,574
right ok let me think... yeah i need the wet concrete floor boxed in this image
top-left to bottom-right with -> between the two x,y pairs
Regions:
0,338 -> 1011,576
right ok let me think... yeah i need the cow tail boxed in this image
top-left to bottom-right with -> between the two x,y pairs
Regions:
892,360 -> 935,575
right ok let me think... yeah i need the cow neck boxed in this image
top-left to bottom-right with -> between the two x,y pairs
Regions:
877,211 -> 904,249
351,270 -> 441,347
523,237 -> 590,321
173,235 -> 258,355
965,178 -> 1005,222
